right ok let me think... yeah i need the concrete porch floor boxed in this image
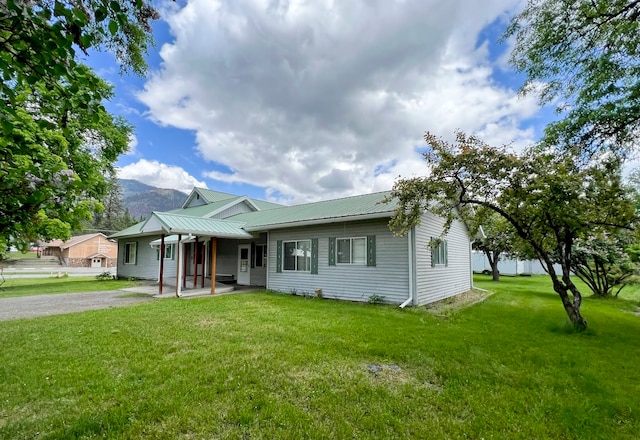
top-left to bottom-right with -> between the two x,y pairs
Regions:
120,277 -> 262,299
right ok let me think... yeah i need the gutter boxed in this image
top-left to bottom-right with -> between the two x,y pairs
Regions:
400,227 -> 416,309
176,234 -> 193,298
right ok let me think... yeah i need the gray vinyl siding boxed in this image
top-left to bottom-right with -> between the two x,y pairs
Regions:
212,202 -> 253,219
117,236 -> 163,280
267,219 -> 410,304
414,212 -> 472,305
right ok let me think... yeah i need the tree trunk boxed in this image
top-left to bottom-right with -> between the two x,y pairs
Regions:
550,278 -> 588,330
545,254 -> 588,331
485,250 -> 500,281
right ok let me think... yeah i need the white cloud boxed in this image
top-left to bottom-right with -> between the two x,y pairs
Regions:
139,0 -> 536,203
117,159 -> 207,193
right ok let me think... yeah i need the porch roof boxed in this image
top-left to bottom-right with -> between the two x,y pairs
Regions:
141,212 -> 252,239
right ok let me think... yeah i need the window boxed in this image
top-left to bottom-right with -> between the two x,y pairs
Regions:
336,237 -> 366,265
156,244 -> 174,260
430,238 -> 448,267
124,242 -> 137,265
255,244 -> 267,267
283,240 -> 311,271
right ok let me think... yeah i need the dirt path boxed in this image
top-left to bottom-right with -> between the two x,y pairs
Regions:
0,291 -> 154,321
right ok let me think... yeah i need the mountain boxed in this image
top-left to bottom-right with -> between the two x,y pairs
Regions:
118,179 -> 188,220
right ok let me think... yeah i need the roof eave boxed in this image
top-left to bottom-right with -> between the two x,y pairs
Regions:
243,211 -> 394,232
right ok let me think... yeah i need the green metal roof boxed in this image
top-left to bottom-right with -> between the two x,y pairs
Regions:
193,188 -> 239,203
148,212 -> 252,238
229,191 -> 397,230
168,198 -> 240,217
109,221 -> 145,239
111,190 -> 396,239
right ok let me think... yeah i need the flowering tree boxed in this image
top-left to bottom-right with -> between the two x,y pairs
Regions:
388,131 -> 636,330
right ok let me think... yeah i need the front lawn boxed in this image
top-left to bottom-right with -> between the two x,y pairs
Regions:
0,277 -> 638,438
0,276 -> 142,298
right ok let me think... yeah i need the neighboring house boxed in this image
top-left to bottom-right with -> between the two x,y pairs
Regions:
471,251 -> 563,276
110,187 -> 473,306
40,233 -> 118,268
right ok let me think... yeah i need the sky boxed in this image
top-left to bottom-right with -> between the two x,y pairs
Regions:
87,0 -> 555,204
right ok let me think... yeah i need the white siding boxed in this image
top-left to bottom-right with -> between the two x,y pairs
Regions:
414,213 -> 472,305
117,236 -> 164,280
267,219 -> 410,304
212,202 -> 253,219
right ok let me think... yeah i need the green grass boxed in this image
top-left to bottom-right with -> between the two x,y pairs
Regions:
0,277 -> 638,438
6,251 -> 39,260
0,277 -> 142,298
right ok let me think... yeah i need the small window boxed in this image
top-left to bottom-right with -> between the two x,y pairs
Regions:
336,237 -> 366,265
283,240 -> 311,271
157,244 -> 174,260
124,242 -> 137,265
255,244 -> 267,267
430,238 -> 447,266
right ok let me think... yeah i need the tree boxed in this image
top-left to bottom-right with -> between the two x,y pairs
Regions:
85,178 -> 137,234
388,131 -> 636,330
571,232 -> 640,297
504,0 -> 640,158
0,0 -> 158,249
471,209 -> 519,281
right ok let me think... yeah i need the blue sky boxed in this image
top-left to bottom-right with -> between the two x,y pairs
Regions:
86,0 -> 555,204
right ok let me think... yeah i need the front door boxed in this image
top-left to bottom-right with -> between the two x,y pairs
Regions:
237,244 -> 250,285
91,258 -> 102,268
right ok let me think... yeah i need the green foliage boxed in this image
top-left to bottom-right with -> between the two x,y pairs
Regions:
367,293 -> 386,304
0,0 -> 157,248
388,131 -> 637,329
470,209 -> 520,281
505,0 -> 640,158
96,271 -> 116,281
1,77 -> 132,247
571,233 -> 640,297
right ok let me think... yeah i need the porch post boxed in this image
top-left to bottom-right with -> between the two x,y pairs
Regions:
210,237 -> 217,295
175,234 -> 181,297
193,237 -> 199,288
182,242 -> 188,288
159,234 -> 165,294
201,240 -> 205,288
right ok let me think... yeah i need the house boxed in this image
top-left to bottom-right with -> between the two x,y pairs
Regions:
110,188 -> 473,306
39,233 -> 118,268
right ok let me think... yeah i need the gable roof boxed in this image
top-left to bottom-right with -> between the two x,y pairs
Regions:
140,212 -> 252,239
230,191 -> 396,231
181,187 -> 239,208
110,189 -> 396,239
40,233 -> 110,249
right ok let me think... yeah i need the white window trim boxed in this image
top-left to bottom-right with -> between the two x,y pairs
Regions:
124,242 -> 137,265
431,238 -> 448,266
336,236 -> 367,265
282,240 -> 312,272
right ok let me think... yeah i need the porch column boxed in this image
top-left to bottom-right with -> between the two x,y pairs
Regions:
193,237 -> 199,288
201,240 -> 206,288
175,234 -> 181,297
210,237 -> 217,294
182,242 -> 188,288
159,234 -> 165,294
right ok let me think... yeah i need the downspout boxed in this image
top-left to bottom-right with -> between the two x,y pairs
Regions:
176,234 -> 193,298
400,227 -> 415,309
469,240 -> 474,290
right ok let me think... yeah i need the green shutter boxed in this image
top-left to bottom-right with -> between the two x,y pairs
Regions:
444,240 -> 448,267
311,238 -> 319,274
367,235 -> 376,267
328,237 -> 336,266
276,240 -> 282,273
430,238 -> 436,267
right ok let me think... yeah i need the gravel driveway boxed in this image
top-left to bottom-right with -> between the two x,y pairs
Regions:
0,290 -> 155,321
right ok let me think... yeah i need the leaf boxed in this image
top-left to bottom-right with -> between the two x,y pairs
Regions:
95,7 -> 108,22
108,20 -> 119,36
